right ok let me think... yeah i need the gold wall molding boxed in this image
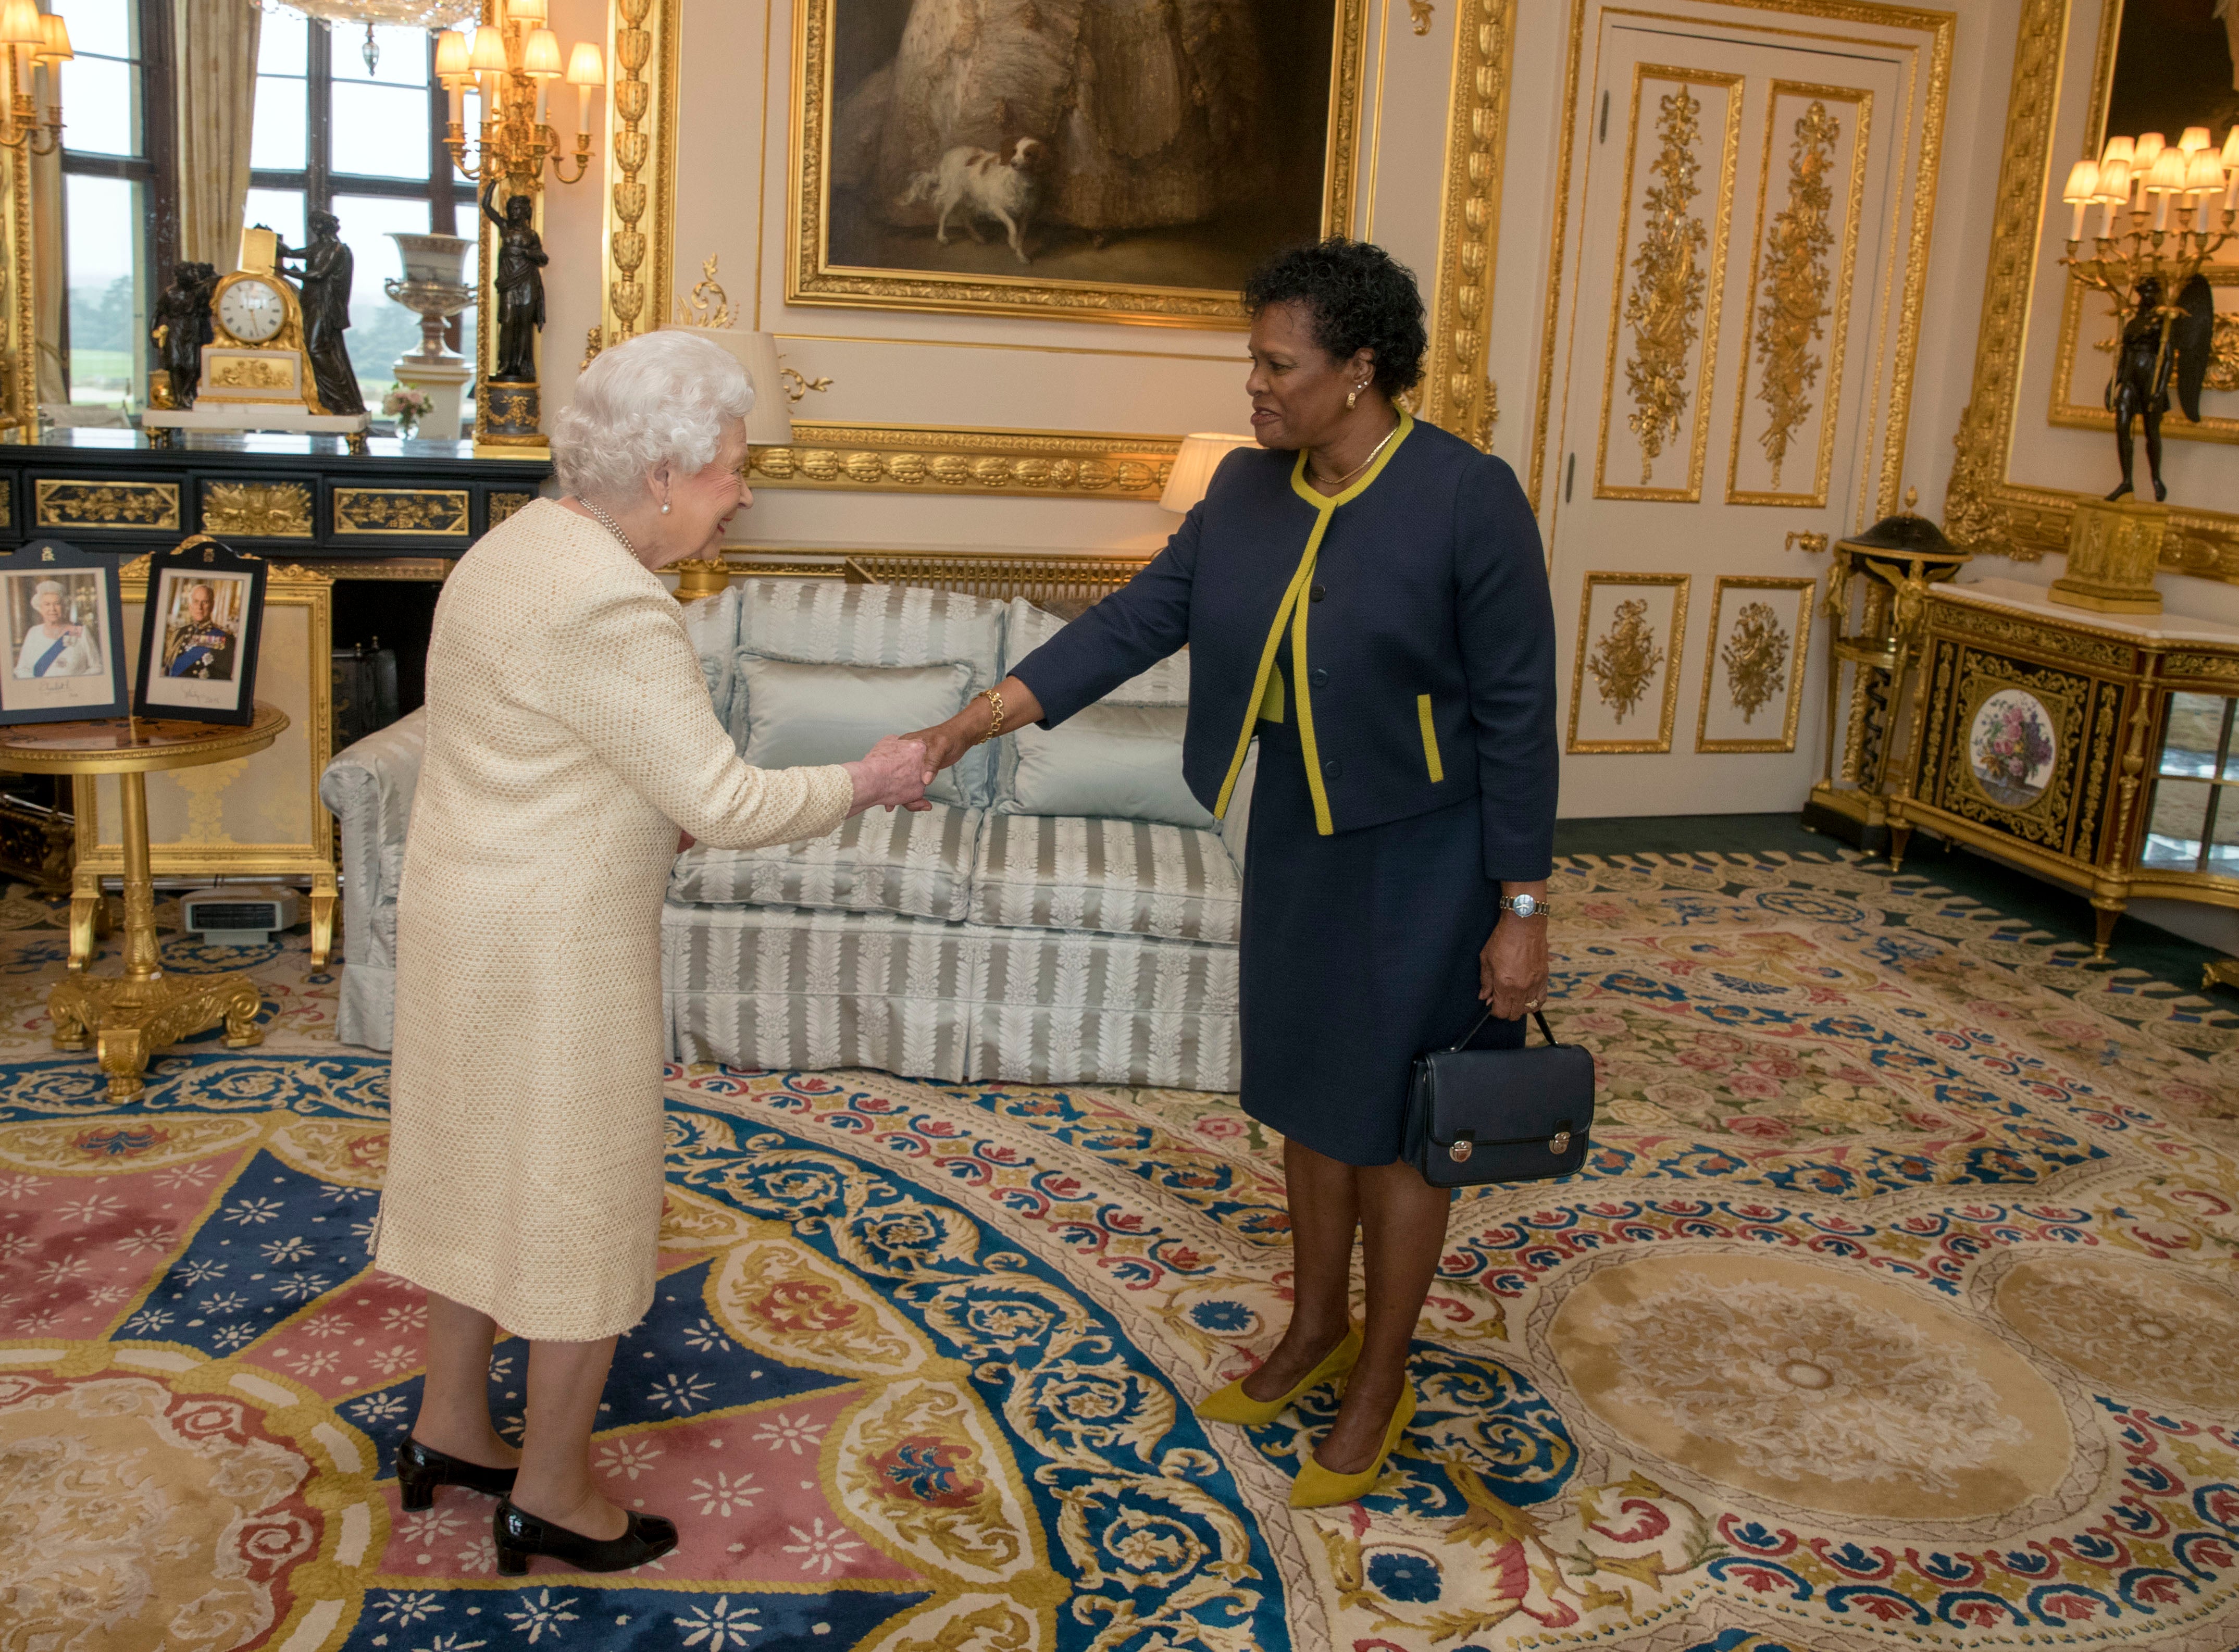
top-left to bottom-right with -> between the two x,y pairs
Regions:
201,481 -> 313,539
1946,0 -> 2239,585
1422,0 -> 1518,449
0,55 -> 33,439
599,0 -> 678,351
1568,570 -> 1690,752
1596,67 -> 1743,502
332,489 -> 470,537
36,480 -> 180,530
747,424 -> 1177,501
1697,574 -> 1815,752
1728,85 -> 1871,506
1531,0 -> 1954,520
784,0 -> 1372,329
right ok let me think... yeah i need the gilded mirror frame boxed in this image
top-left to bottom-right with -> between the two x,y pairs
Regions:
596,0 -> 1518,495
1945,0 -> 2239,583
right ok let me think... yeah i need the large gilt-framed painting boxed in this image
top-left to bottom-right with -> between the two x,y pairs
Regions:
789,0 -> 1372,328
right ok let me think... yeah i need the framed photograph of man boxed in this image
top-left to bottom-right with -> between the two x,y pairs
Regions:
132,540 -> 266,726
790,0 -> 1371,327
0,539 -> 129,725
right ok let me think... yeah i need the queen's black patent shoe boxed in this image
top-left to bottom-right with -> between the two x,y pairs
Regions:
493,1497 -> 680,1576
396,1435 -> 520,1511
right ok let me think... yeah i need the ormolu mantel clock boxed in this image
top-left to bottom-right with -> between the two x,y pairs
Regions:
200,228 -> 324,413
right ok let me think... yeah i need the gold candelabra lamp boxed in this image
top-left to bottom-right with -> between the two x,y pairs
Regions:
433,0 -> 605,190
2059,126 -> 2236,317
0,0 -> 71,154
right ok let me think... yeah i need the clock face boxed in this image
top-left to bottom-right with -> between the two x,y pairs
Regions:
217,277 -> 287,344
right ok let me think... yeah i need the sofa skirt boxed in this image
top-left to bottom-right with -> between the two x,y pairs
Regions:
662,901 -> 1240,1090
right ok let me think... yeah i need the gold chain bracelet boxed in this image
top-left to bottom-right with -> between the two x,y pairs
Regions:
973,686 -> 1007,746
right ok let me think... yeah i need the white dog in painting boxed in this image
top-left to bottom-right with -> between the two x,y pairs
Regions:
901,138 -> 1043,265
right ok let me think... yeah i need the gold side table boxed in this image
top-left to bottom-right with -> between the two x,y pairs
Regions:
0,703 -> 287,1099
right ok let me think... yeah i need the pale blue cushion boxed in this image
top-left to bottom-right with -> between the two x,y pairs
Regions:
1002,597 -> 1189,704
998,702 -> 1212,829
740,657 -> 975,808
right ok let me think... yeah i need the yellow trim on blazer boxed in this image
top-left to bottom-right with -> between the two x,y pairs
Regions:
1417,694 -> 1445,782
1212,412 -> 1415,827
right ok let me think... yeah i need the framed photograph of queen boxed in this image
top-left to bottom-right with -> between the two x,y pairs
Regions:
131,538 -> 267,727
0,538 -> 129,725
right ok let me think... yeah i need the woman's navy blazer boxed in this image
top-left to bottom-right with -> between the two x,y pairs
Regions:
1010,413 -> 1560,882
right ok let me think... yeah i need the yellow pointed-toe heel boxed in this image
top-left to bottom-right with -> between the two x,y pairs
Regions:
1196,1325 -> 1363,1426
1289,1383 -> 1416,1508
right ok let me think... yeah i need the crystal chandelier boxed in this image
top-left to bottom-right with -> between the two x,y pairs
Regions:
273,0 -> 480,75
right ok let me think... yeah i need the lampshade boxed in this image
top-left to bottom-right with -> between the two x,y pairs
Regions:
521,27 -> 562,76
34,14 -> 70,60
2134,132 -> 2167,168
2187,150 -> 2224,191
658,328 -> 795,446
506,0 -> 546,17
2146,147 -> 2190,191
433,28 -> 468,79
0,0 -> 42,47
565,41 -> 605,84
2225,127 -> 2239,167
2096,159 -> 2131,201
2180,126 -> 2212,153
467,24 -> 508,73
2101,135 -> 2135,167
2062,160 -> 2100,203
1160,433 -> 1257,514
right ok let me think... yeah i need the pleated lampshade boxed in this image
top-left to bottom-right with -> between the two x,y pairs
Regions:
1160,432 -> 1258,513
664,327 -> 795,447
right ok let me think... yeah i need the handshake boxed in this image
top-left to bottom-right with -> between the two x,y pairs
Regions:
838,678 -> 1042,817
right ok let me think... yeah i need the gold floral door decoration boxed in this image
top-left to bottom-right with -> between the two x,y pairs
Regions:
1569,573 -> 1690,753
1596,67 -> 1742,502
1697,575 -> 1817,753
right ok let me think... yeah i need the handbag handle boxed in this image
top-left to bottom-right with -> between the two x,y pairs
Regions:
1447,1005 -> 1560,1053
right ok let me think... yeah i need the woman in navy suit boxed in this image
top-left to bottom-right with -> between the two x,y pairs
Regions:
903,239 -> 1558,1505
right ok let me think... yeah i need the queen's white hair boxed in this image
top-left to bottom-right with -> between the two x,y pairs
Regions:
548,329 -> 755,502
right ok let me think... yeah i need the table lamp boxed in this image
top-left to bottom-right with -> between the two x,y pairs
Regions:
1160,432 -> 1257,513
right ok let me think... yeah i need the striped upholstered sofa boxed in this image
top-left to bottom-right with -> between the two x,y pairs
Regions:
320,578 -> 1252,1090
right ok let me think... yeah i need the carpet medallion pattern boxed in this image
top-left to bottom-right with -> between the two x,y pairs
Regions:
0,851 -> 2235,1651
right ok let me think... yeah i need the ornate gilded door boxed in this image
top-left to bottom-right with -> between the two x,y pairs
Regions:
1539,8 -> 1932,817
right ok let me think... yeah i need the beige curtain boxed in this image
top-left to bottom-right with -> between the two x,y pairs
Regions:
173,0 -> 262,269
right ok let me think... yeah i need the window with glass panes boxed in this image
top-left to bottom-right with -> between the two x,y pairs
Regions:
248,10 -> 478,408
56,0 -> 176,407
2142,695 -> 2239,878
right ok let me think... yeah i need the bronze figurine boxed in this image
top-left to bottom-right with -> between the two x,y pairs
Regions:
278,212 -> 367,416
482,180 -> 548,383
2106,272 -> 2214,503
150,262 -> 218,408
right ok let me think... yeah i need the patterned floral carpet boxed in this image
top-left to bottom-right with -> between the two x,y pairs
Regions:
2,850 -> 2237,1652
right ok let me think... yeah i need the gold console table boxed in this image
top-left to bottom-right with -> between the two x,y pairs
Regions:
0,705 -> 285,1098
1884,580 -> 2239,966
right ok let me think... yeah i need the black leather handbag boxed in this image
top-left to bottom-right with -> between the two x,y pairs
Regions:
1402,1009 -> 1597,1188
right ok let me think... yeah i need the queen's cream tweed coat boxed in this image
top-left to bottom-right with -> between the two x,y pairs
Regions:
375,501 -> 853,1340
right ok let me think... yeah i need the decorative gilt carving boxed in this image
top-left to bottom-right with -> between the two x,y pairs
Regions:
749,424 -> 1175,501
1587,599 -> 1664,720
602,0 -> 676,349
1724,602 -> 1790,721
1932,657 -> 2085,849
487,491 -> 538,527
1750,102 -> 1839,490
208,356 -> 296,391
1421,0 -> 1516,450
2211,313 -> 2239,395
333,489 -> 471,537
1622,86 -> 1710,481
1409,0 -> 1435,33
2166,651 -> 2239,684
201,482 -> 313,539
1929,598 -> 2134,672
35,480 -> 181,530
780,366 -> 834,404
671,255 -> 736,329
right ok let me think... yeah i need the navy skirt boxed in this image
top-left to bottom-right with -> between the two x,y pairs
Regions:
1237,717 -> 1524,1166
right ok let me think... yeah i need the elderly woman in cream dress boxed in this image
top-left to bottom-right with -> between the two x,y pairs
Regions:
376,330 -> 928,1575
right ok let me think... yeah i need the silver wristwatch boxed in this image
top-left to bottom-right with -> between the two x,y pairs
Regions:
1499,893 -> 1548,919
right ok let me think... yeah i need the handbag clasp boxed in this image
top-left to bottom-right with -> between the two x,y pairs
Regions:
1549,1126 -> 1572,1155
1448,1138 -> 1474,1164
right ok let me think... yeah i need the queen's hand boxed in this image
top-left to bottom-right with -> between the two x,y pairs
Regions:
843,736 -> 932,816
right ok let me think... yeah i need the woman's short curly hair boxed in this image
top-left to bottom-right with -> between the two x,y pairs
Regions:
1242,238 -> 1428,398
549,329 -> 756,501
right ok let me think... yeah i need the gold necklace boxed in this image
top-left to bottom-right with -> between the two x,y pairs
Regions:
1308,419 -> 1401,492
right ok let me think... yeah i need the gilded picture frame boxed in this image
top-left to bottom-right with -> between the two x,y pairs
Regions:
1567,571 -> 1690,754
1695,574 -> 1815,753
1946,0 -> 2239,584
786,0 -> 1375,329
